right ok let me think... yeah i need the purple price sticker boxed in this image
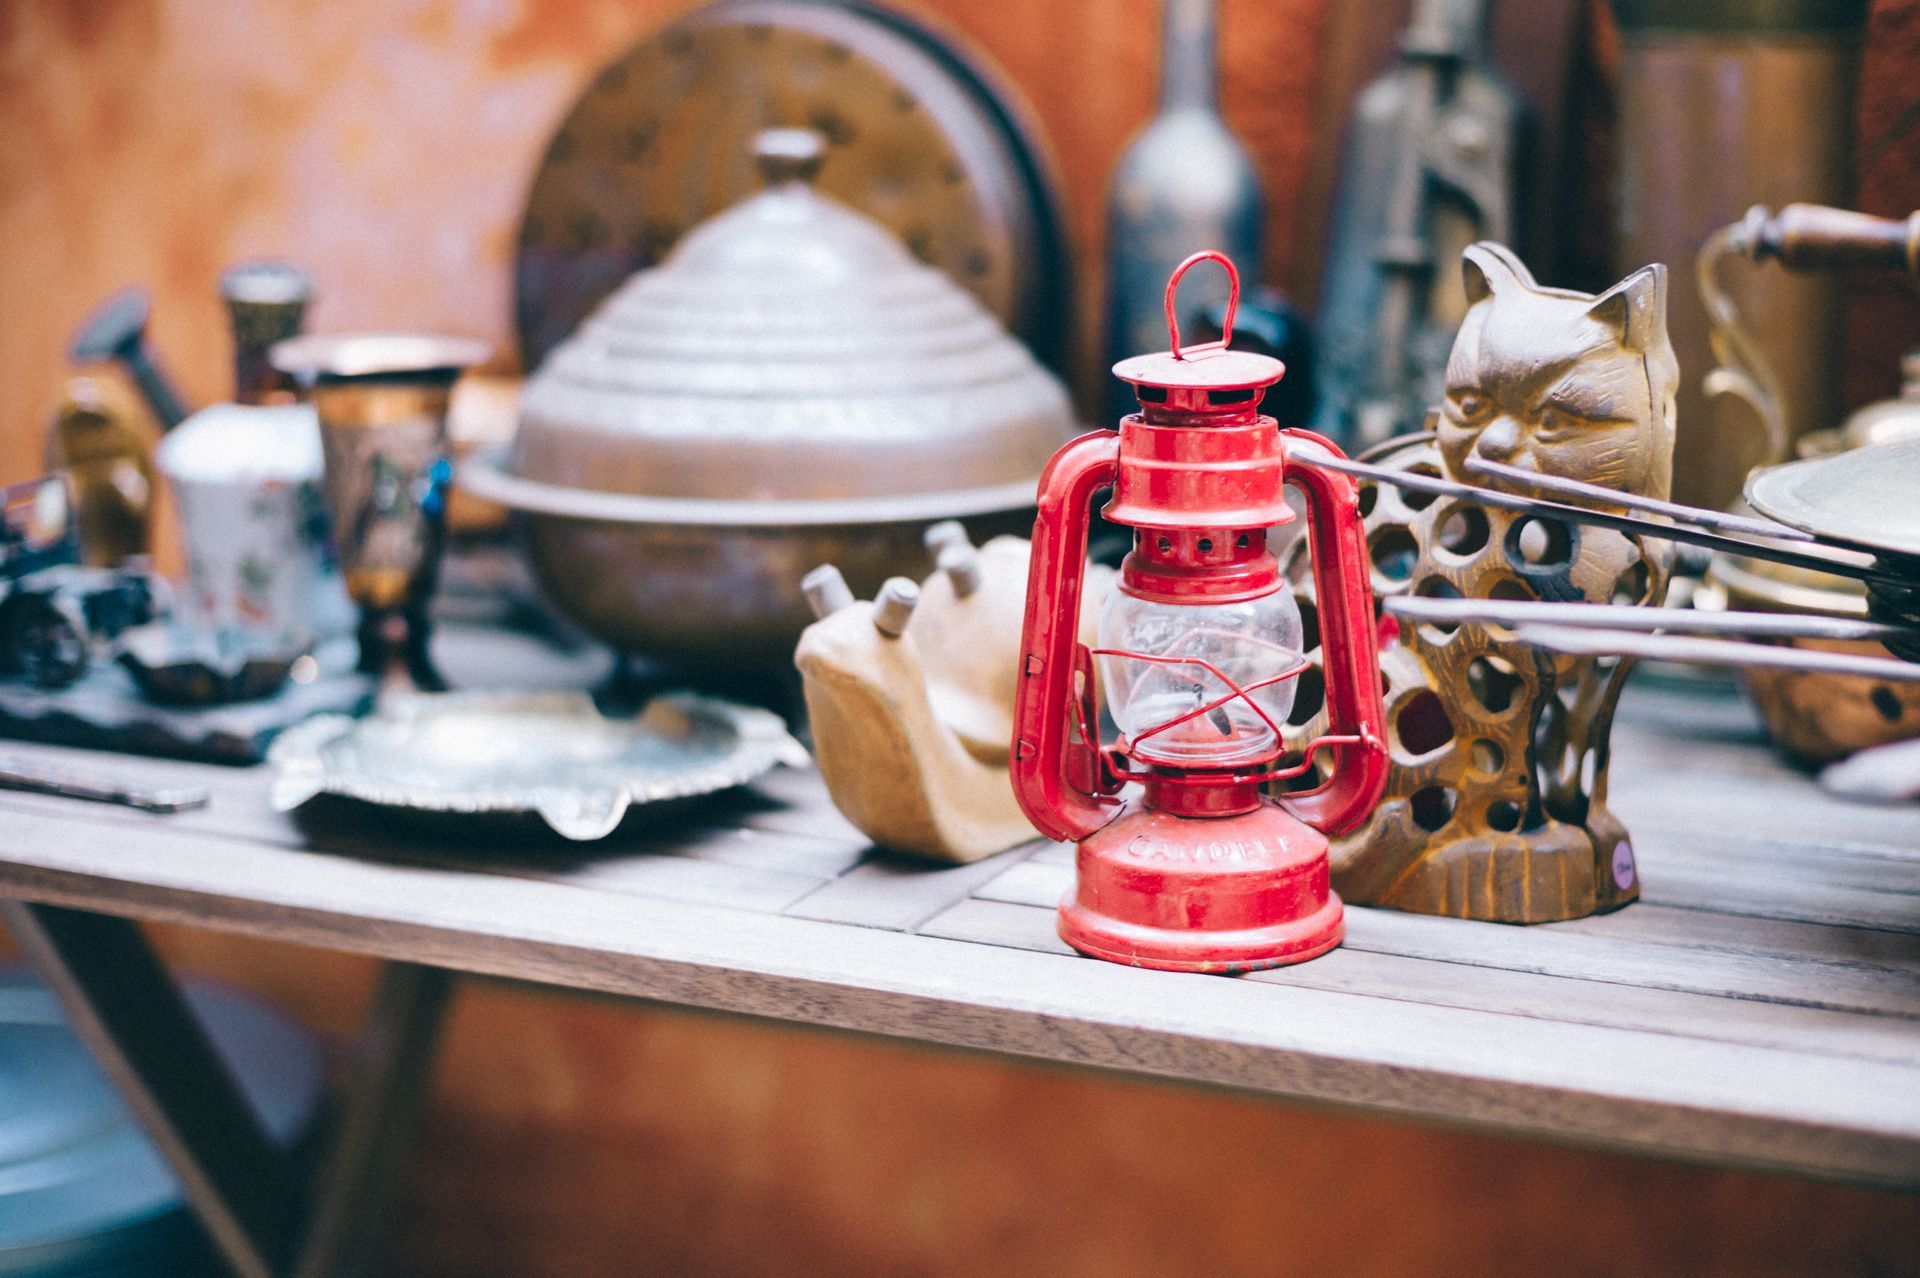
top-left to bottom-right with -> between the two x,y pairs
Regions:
1612,840 -> 1637,891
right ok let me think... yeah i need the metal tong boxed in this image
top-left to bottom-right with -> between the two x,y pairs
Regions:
1292,437 -> 1920,684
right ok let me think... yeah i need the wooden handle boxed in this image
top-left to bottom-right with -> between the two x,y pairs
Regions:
1736,203 -> 1920,274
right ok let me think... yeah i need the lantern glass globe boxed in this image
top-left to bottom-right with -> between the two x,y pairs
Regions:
1096,585 -> 1305,767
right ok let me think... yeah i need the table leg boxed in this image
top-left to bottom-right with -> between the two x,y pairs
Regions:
0,901 -> 296,1278
292,961 -> 454,1278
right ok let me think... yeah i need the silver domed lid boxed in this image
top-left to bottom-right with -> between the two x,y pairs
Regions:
513,129 -> 1074,503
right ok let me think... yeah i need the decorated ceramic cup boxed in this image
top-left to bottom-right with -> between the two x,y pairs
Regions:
155,403 -> 352,642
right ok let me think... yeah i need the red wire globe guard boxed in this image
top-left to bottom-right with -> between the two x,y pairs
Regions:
1011,252 -> 1390,973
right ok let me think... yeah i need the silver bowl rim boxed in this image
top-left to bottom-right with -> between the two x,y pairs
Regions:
456,447 -> 1043,528
270,333 -> 492,380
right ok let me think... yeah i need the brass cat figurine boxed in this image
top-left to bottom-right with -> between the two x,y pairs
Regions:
1285,242 -> 1676,921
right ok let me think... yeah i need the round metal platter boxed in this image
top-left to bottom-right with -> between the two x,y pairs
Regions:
1745,437 -> 1920,560
0,975 -> 322,1274
268,690 -> 809,841
512,0 -> 1072,376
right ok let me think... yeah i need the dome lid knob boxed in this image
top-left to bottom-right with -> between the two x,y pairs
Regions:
755,128 -> 826,187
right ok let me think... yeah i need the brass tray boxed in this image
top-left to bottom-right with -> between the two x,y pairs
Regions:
268,690 -> 807,840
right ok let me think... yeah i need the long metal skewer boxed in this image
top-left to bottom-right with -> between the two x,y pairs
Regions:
1384,596 -> 1912,643
1510,624 -> 1920,684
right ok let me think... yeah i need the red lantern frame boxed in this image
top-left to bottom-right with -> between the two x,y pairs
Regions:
1011,252 -> 1390,971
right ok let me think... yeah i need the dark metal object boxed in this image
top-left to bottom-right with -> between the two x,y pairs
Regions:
0,754 -> 210,812
1101,0 -> 1262,428
0,564 -> 163,690
68,288 -> 189,431
1312,0 -> 1520,451
512,0 -> 1071,378
220,261 -> 313,405
0,589 -> 90,689
1191,286 -> 1317,426
272,334 -> 489,692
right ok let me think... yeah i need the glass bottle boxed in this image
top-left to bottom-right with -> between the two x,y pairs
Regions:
1102,0 -> 1264,427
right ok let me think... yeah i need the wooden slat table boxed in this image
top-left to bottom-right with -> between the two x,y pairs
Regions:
2,661 -> 1917,1276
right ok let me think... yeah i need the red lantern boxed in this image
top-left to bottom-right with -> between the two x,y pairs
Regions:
1013,252 -> 1390,972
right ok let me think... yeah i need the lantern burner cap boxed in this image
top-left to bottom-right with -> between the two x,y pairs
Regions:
1111,345 -> 1285,393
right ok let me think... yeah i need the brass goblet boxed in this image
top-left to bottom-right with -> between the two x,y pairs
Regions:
270,334 -> 489,691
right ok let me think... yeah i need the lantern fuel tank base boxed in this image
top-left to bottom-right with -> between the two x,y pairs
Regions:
1057,798 -> 1345,973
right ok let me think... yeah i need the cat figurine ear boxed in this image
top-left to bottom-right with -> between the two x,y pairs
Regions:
1585,263 -> 1668,354
1460,241 -> 1540,304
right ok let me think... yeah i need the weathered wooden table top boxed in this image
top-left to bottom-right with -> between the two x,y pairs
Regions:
1,644 -> 1916,1190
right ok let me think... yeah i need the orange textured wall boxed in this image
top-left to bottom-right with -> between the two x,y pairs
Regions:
0,0 -> 1325,475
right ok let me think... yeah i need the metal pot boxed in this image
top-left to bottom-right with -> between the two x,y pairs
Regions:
466,467 -> 1035,671
1703,550 -> 1920,762
464,128 -> 1075,675
1705,380 -> 1920,761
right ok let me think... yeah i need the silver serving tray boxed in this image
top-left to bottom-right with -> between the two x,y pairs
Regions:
268,690 -> 808,840
1745,436 -> 1920,559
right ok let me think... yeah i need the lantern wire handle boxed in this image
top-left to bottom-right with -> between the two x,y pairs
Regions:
1163,250 -> 1240,361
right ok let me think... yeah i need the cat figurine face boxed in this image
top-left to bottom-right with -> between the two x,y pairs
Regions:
1436,243 -> 1677,502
